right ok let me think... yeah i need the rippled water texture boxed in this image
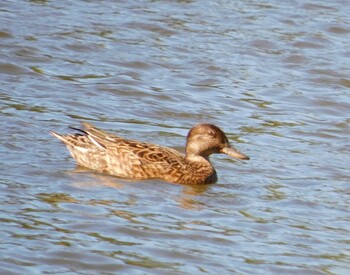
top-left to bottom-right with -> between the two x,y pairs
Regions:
1,0 -> 350,274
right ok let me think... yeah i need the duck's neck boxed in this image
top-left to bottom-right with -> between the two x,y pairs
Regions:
185,153 -> 211,163
182,153 -> 217,184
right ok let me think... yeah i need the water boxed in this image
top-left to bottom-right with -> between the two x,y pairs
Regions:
1,0 -> 350,274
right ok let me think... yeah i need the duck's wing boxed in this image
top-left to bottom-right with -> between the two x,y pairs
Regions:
80,122 -> 184,166
105,141 -> 185,179
51,122 -> 119,149
51,131 -> 94,149
81,122 -> 125,143
113,141 -> 183,165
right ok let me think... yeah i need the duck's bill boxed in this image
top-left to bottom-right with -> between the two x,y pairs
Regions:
221,147 -> 250,160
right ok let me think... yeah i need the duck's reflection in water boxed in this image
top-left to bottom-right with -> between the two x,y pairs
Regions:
67,165 -> 211,210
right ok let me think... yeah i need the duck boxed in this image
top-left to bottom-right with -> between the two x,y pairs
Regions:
51,122 -> 249,185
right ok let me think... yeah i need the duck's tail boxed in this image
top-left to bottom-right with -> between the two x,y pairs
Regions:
51,123 -> 107,150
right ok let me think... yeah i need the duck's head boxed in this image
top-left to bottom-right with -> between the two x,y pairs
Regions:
185,124 -> 249,160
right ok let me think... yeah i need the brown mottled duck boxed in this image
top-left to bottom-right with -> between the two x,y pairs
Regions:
51,122 -> 249,185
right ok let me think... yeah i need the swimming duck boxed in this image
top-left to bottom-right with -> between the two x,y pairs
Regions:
51,122 -> 249,185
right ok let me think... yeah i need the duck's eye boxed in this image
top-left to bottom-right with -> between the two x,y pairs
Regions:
207,130 -> 215,137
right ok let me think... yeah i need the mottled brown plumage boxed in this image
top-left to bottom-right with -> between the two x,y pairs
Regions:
51,122 -> 249,185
